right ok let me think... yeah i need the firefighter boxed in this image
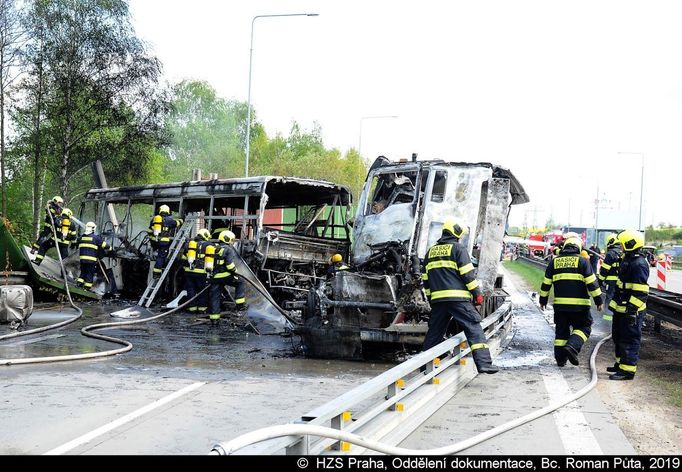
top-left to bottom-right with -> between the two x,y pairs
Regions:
33,207 -> 77,265
539,237 -> 603,367
607,230 -> 649,380
31,196 -> 64,258
182,228 -> 211,314
421,218 -> 498,374
207,230 -> 247,323
598,233 -> 622,314
148,205 -> 183,278
76,222 -> 114,290
326,254 -> 349,279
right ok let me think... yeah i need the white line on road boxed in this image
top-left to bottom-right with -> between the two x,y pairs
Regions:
43,381 -> 206,455
541,370 -> 603,454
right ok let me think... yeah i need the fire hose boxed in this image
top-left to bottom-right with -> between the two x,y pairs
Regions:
0,206 -> 207,365
212,334 -> 611,455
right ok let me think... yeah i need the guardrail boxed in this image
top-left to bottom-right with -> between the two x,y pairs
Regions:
514,256 -> 682,331
212,300 -> 513,455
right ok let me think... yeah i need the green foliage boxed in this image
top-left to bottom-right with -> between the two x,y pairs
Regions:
645,225 -> 682,245
163,80 -> 367,199
503,260 -> 548,296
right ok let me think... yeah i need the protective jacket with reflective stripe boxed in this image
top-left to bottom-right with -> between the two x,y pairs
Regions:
422,234 -> 481,303
149,214 -> 181,243
182,237 -> 211,274
77,234 -> 110,262
539,247 -> 603,311
598,245 -> 622,283
609,252 -> 649,314
213,243 -> 239,279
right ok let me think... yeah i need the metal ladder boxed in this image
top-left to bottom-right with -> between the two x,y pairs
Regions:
138,214 -> 197,308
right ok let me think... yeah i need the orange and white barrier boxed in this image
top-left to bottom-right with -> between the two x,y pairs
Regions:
667,255 -> 673,272
657,260 -> 667,290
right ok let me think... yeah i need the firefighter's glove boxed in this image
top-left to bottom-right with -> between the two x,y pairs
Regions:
626,306 -> 638,327
475,294 -> 484,306
627,312 -> 638,327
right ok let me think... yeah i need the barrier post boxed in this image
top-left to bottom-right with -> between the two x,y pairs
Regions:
657,260 -> 667,290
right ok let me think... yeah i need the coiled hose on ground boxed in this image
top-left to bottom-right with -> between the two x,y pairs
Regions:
214,334 -> 612,455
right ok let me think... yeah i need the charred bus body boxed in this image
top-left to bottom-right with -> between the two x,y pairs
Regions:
79,176 -> 352,314
300,158 -> 529,360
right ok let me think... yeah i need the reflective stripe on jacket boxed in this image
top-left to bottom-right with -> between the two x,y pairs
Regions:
609,252 -> 649,314
77,234 -> 109,262
598,245 -> 622,282
422,234 -> 481,303
213,243 -> 238,279
539,247 -> 603,311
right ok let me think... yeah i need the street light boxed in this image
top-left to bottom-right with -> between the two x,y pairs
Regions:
245,13 -> 319,177
358,115 -> 398,158
617,151 -> 645,231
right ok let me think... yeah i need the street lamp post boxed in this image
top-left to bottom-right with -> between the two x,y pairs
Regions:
245,13 -> 319,177
618,151 -> 645,231
358,115 -> 398,158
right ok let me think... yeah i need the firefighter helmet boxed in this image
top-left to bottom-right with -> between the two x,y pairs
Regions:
563,236 -> 583,250
51,196 -> 64,206
605,233 -> 618,247
442,218 -> 466,239
85,221 -> 97,234
61,208 -> 73,218
330,254 -> 343,263
617,229 -> 644,252
218,230 -> 236,244
159,204 -> 170,215
197,228 -> 211,241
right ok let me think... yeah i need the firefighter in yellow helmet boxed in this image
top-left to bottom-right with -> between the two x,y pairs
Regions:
421,218 -> 498,374
31,196 -> 65,259
207,230 -> 247,323
598,233 -> 622,315
607,229 -> 648,380
326,253 -> 349,279
148,204 -> 183,278
539,237 -> 603,367
182,228 -> 212,314
33,205 -> 76,265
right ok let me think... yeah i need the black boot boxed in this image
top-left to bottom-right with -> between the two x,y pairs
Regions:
477,364 -> 499,374
564,345 -> 580,366
606,364 -> 619,373
609,371 -> 634,381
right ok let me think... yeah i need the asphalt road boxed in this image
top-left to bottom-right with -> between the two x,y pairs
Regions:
1,278 -> 635,455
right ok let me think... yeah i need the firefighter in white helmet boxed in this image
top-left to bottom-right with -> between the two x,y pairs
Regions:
76,222 -> 114,290
539,237 -> 603,367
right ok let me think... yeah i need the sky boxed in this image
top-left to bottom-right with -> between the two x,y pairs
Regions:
129,0 -> 682,229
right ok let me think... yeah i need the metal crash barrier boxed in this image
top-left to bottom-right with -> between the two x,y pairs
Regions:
211,300 -> 512,455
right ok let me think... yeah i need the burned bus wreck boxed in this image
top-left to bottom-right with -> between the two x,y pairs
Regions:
299,157 -> 529,360
79,176 -> 352,330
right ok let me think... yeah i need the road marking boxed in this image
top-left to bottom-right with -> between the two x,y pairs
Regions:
541,370 -> 602,454
43,381 -> 205,455
2,334 -> 65,346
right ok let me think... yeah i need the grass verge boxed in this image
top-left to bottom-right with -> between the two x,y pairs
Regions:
502,260 -> 545,293
652,378 -> 682,408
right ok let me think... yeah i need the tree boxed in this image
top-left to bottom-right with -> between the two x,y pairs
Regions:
12,0 -> 166,235
0,0 -> 25,218
17,0 -> 164,195
164,80 -> 247,181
